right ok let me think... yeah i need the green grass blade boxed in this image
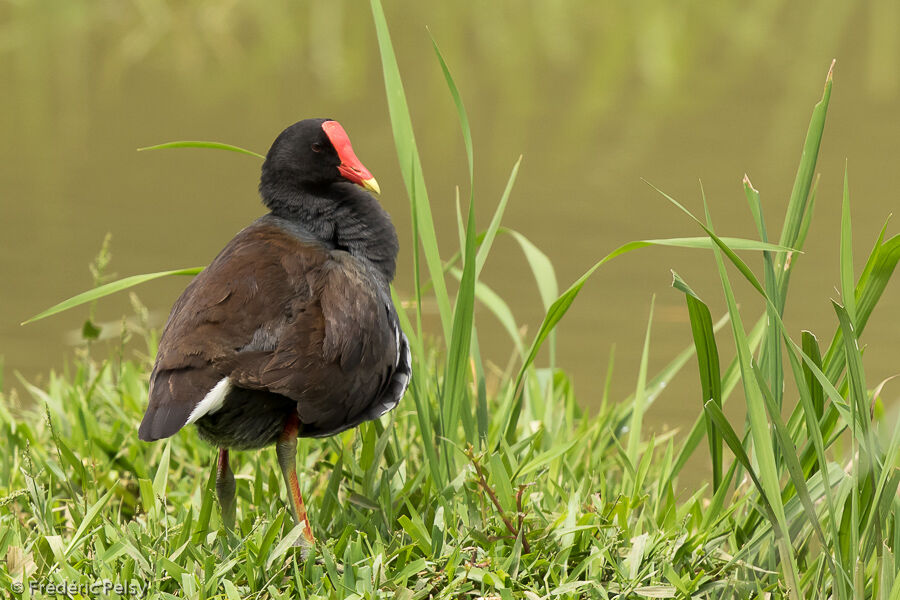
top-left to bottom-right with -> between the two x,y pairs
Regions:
704,201 -> 802,597
475,159 -> 522,280
617,312 -> 732,441
370,0 -> 451,342
65,484 -> 119,556
449,267 -> 524,358
441,192 -> 478,476
22,267 -> 204,325
428,28 -> 481,477
672,272 -> 723,490
506,229 -> 559,313
751,364 -> 838,583
152,441 -> 171,499
833,302 -> 880,476
626,296 -> 655,471
702,400 -> 777,526
744,176 -> 783,412
648,182 -> 768,298
137,141 -> 265,159
777,61 -> 834,276
774,173 -> 820,316
430,33 -> 472,186
665,314 -> 765,487
840,164 -> 858,324
823,231 -> 900,382
801,331 -> 826,419
782,334 -> 850,595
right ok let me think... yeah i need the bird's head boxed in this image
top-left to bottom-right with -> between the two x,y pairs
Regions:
260,118 -> 380,202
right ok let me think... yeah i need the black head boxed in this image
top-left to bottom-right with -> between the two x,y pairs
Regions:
259,118 -> 379,210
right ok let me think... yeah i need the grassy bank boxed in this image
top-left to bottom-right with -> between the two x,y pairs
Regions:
4,1 -> 900,598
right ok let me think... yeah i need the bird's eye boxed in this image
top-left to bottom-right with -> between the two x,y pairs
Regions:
311,142 -> 323,153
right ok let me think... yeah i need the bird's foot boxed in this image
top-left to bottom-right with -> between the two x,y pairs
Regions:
294,529 -> 316,560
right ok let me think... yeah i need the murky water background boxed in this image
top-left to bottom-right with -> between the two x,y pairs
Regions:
2,2 -> 899,447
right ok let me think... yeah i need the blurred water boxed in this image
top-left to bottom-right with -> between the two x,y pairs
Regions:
2,1 -> 899,454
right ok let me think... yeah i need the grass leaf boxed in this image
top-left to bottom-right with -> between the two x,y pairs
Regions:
137,141 -> 265,159
22,267 -> 204,325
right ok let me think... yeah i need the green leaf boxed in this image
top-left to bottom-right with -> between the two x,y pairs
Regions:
476,160 -> 522,280
840,164 -> 857,324
23,267 -> 204,325
370,0 -> 451,342
441,150 -> 478,480
751,363 -> 838,583
137,141 -> 265,159
265,525 -> 306,570
65,484 -> 119,556
152,441 -> 172,499
672,272 -> 723,490
397,514 -> 432,555
506,229 -> 558,312
430,34 -> 473,185
801,331 -> 825,419
626,296 -> 655,469
777,60 -> 833,280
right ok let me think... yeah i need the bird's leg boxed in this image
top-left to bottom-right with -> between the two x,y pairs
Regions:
216,447 -> 236,531
276,413 -> 315,547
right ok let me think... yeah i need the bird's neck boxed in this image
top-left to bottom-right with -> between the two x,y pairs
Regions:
261,182 -> 399,281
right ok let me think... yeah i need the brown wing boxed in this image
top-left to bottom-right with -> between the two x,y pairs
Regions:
138,215 -> 400,441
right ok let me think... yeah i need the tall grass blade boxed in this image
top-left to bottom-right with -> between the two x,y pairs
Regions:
823,230 -> 900,380
449,269 -> 525,357
665,314 -> 764,487
507,229 -> 559,313
507,228 -> 559,369
833,302 -> 880,476
370,0 -> 452,342
441,192 -> 478,478
702,400 -> 778,527
744,176 -> 783,411
430,34 -> 473,187
23,267 -> 204,325
776,61 -> 834,290
626,296 -> 655,472
428,28 -> 481,477
703,199 -> 802,598
782,335 -> 850,597
750,364 -> 838,583
137,141 -> 265,160
671,272 -> 723,490
801,331 -> 826,419
840,164 -> 858,324
475,160 -> 522,279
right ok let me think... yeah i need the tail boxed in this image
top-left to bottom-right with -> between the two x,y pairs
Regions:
139,368 -> 219,441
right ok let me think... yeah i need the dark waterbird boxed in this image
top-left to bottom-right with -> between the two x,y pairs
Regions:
138,118 -> 411,549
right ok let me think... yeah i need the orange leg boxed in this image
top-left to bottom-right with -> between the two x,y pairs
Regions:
216,447 -> 236,531
276,413 -> 315,547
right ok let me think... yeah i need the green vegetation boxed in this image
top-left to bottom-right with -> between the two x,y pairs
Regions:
3,2 -> 900,598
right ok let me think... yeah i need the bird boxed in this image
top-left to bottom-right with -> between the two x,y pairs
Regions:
137,118 -> 411,549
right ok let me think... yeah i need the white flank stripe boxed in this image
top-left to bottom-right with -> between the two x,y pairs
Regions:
393,325 -> 401,367
185,377 -> 231,425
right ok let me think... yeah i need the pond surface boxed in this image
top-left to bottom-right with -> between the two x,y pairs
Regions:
2,2 -> 899,456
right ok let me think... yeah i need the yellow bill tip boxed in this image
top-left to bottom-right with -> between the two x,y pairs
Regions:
362,177 -> 381,195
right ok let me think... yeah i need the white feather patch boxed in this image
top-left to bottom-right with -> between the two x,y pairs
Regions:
185,377 -> 231,425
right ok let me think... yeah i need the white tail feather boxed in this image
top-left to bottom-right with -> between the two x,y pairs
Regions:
185,377 -> 231,425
